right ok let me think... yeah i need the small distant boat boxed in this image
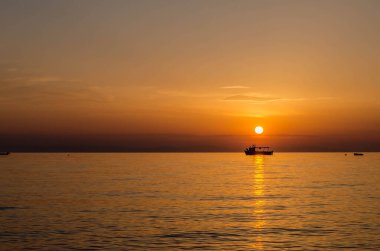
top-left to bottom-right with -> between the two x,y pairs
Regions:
244,145 -> 273,155
0,152 -> 10,155
354,153 -> 364,156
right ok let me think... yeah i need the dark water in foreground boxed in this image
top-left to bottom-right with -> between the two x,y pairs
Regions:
0,153 -> 379,250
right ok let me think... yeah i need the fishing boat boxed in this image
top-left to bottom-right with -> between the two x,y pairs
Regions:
0,152 -> 10,155
244,145 -> 273,155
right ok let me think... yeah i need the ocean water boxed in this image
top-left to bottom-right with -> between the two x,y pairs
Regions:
0,153 -> 379,250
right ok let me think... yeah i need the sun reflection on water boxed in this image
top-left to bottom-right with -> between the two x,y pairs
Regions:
252,156 -> 266,250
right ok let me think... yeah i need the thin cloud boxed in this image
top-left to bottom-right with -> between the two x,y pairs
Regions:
224,94 -> 335,103
28,76 -> 78,83
154,89 -> 217,98
221,85 -> 250,89
6,68 -> 18,72
0,67 -> 114,103
224,95 -> 304,103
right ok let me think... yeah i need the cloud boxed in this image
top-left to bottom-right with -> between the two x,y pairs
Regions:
221,85 -> 250,89
145,87 -> 218,99
224,94 -> 334,103
27,76 -> 77,83
156,89 -> 216,98
0,66 -> 114,104
224,95 -> 304,103
5,68 -> 18,72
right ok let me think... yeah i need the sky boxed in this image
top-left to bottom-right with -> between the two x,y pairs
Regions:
0,0 -> 379,151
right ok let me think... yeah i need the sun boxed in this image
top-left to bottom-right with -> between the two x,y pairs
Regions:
254,126 -> 264,134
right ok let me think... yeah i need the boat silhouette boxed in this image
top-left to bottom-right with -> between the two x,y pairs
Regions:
244,145 -> 273,155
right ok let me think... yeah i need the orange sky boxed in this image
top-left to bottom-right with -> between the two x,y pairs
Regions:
0,0 -> 379,151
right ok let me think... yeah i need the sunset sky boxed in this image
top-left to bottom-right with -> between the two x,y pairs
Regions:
1,0 -> 379,151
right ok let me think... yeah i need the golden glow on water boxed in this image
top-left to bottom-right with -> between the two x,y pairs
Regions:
1,153 -> 380,250
252,156 -> 266,250
253,156 -> 265,201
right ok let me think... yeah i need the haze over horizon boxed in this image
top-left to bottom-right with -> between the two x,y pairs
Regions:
1,0 -> 379,152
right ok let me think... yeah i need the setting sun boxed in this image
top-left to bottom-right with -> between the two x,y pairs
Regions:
255,126 -> 264,135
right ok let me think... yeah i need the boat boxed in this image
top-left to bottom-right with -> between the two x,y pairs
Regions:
0,152 -> 10,155
354,153 -> 364,156
244,145 -> 273,155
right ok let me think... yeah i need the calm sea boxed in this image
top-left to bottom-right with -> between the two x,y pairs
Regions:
0,153 -> 379,250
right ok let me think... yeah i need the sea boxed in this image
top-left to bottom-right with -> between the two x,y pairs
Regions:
0,153 -> 379,250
